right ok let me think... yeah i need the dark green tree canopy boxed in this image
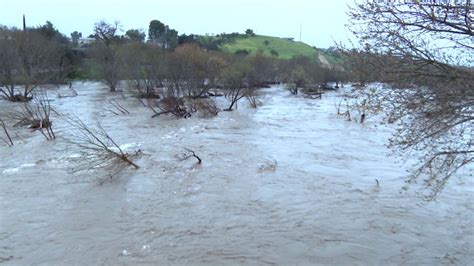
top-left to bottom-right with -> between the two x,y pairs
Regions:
148,20 -> 165,41
125,29 -> 145,43
147,19 -> 178,49
245,29 -> 255,36
70,31 -> 82,45
35,21 -> 68,43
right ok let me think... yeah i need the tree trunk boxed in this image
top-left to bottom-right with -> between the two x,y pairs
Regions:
226,100 -> 236,111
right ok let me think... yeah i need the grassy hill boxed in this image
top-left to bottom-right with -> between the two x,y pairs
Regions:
220,35 -> 316,59
217,35 -> 343,68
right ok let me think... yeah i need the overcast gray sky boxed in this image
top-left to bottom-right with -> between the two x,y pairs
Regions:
0,0 -> 353,48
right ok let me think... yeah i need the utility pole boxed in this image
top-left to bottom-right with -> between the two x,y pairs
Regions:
164,26 -> 168,49
299,24 -> 302,42
23,14 -> 26,31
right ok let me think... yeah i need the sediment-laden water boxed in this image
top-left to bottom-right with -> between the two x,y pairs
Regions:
1,83 -> 472,265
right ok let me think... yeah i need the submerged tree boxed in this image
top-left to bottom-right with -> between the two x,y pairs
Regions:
89,21 -> 123,92
172,43 -> 209,98
0,28 -> 66,101
280,55 -> 325,94
34,21 -> 75,84
348,0 -> 474,198
89,43 -> 122,92
222,59 -> 252,111
120,42 -> 166,98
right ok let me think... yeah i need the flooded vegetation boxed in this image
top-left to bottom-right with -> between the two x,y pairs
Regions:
1,83 -> 472,265
1,0 -> 473,264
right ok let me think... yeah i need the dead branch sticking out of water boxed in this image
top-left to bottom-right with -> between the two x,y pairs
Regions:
246,94 -> 262,108
109,99 -> 130,114
183,148 -> 202,164
103,99 -> 130,115
139,98 -> 160,116
0,120 -> 14,146
334,98 -> 344,115
66,116 -> 140,176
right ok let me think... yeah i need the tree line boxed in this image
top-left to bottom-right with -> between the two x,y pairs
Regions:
0,19 -> 349,103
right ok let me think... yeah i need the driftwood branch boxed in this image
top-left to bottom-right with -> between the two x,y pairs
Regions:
183,148 -> 202,164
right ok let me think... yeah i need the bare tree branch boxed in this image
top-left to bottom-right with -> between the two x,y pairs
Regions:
65,116 -> 140,177
347,0 -> 473,198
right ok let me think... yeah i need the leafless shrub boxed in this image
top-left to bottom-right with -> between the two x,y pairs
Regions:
25,91 -> 55,140
333,97 -> 344,115
143,96 -> 218,119
151,97 -> 191,118
65,116 -> 140,177
223,86 -> 250,111
192,98 -> 218,117
335,86 -> 384,123
4,91 -> 56,140
170,44 -> 214,98
221,60 -> 253,111
90,43 -> 122,92
333,95 -> 352,121
125,80 -> 160,99
246,93 -> 262,108
0,28 -> 67,101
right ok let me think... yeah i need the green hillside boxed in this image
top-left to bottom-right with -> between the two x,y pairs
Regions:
220,35 -> 317,59
218,35 -> 343,67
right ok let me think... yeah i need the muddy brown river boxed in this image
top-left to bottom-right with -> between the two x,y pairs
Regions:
1,83 -> 473,265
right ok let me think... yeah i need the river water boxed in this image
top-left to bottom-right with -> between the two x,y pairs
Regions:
1,83 -> 472,265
